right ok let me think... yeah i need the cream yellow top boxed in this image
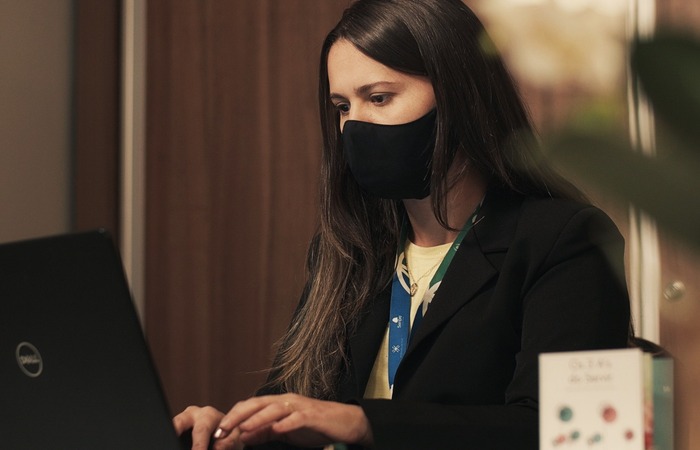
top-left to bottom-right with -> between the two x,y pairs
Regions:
363,240 -> 453,399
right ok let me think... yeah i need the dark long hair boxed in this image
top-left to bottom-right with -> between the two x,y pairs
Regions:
267,0 -> 586,399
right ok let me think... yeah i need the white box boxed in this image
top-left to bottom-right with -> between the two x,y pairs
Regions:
539,348 -> 646,450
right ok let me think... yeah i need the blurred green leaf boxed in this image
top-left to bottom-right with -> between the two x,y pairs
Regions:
632,33 -> 700,146
547,32 -> 700,251
546,130 -> 700,250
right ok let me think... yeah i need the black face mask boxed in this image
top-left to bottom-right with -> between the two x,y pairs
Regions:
341,109 -> 437,200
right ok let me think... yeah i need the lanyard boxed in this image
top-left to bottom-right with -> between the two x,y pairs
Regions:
387,205 -> 482,389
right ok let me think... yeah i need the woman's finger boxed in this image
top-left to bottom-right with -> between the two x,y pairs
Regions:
212,426 -> 243,450
239,402 -> 295,432
216,395 -> 296,438
172,406 -> 196,435
172,405 -> 224,450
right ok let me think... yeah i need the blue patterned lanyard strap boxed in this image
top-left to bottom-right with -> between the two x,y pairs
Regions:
387,205 -> 482,389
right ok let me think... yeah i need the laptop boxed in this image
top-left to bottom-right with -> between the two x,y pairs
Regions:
0,230 -> 185,449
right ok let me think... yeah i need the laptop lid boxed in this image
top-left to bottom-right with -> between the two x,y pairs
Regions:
0,230 -> 183,449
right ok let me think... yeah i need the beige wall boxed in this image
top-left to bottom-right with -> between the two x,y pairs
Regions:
0,0 -> 73,243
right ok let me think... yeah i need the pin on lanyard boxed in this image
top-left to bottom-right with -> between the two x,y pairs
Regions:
387,204 -> 482,389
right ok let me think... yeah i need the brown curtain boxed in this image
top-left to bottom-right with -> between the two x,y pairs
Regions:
145,0 -> 350,413
73,0 -> 121,237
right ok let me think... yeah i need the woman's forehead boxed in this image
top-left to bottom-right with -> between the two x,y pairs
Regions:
327,40 -> 418,95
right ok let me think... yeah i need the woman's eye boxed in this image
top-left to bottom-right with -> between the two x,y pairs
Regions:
370,94 -> 390,104
334,103 -> 350,115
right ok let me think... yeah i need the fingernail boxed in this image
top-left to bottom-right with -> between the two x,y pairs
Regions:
213,428 -> 224,439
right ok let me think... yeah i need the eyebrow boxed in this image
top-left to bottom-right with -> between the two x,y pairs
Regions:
329,81 -> 402,100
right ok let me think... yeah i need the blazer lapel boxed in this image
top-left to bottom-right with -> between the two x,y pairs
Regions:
404,188 -> 522,358
345,188 -> 523,396
404,226 -> 496,353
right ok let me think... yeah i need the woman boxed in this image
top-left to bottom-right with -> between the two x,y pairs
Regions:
174,0 -> 631,448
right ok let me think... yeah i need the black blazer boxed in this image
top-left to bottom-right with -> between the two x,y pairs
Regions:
259,189 -> 631,450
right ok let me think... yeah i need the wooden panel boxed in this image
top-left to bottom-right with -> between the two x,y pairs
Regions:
658,237 -> 700,450
145,0 -> 349,413
73,0 -> 121,237
657,0 -> 700,34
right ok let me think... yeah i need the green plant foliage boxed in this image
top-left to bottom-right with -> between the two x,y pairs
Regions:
632,33 -> 700,146
546,32 -> 700,250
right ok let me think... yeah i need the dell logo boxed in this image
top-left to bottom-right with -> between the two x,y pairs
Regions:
16,342 -> 43,378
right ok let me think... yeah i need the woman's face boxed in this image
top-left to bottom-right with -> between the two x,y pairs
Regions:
327,39 -> 436,132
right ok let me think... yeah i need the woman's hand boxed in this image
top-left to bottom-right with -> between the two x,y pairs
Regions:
213,393 -> 374,448
173,405 -> 242,450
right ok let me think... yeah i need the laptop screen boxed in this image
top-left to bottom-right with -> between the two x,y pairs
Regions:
0,230 -> 183,449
